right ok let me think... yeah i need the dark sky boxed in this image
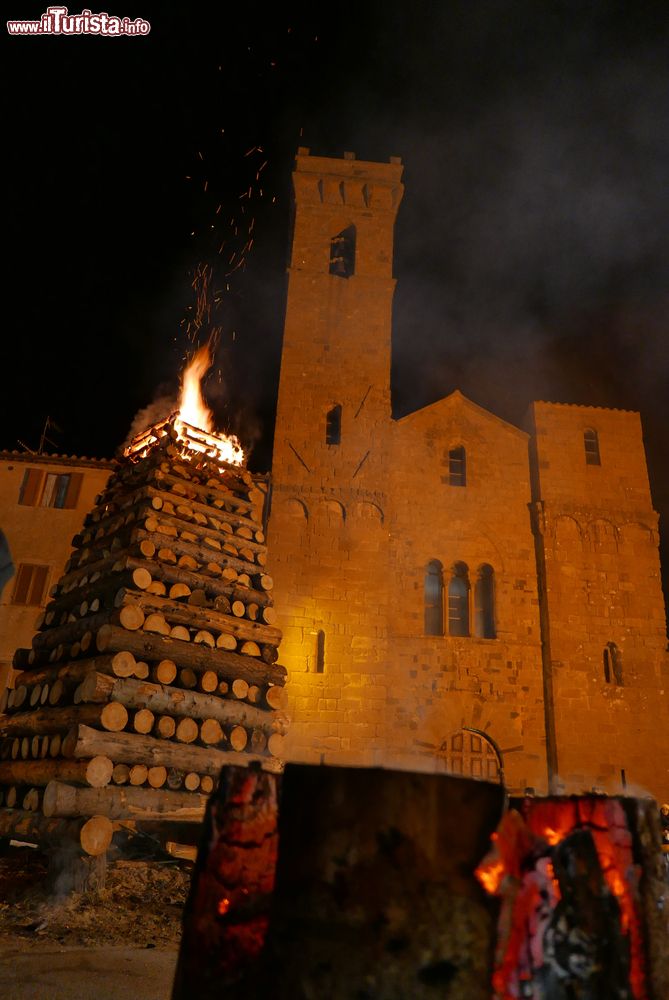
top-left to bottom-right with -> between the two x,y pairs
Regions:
4,2 -> 669,596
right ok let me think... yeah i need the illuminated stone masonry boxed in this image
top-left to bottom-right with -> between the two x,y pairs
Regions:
268,149 -> 669,803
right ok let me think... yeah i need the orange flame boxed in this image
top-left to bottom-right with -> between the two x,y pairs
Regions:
178,343 -> 216,432
174,342 -> 244,465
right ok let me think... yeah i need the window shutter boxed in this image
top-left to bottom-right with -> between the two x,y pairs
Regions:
18,468 -> 44,506
28,565 -> 49,605
11,564 -> 32,604
63,472 -> 83,509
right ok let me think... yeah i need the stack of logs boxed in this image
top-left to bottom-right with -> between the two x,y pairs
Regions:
0,418 -> 287,862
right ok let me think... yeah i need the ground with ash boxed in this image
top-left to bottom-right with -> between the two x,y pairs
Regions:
0,845 -> 190,948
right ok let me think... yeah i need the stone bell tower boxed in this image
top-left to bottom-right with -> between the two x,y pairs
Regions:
268,149 -> 404,764
272,148 -> 404,494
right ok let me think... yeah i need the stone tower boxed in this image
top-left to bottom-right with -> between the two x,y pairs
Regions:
272,148 -> 403,492
269,149 -> 403,764
527,402 -> 669,796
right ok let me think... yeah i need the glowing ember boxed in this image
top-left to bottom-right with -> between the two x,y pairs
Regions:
217,897 -> 231,916
477,799 -> 648,1000
476,858 -> 505,894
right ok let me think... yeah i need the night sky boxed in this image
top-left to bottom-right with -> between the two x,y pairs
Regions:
5,2 -> 669,598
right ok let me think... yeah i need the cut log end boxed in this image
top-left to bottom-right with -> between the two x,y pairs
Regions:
79,815 -> 114,856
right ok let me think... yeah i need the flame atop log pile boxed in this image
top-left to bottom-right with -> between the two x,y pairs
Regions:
0,416 -> 286,864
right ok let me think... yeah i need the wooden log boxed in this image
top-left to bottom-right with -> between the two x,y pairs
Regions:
184,773 -> 200,792
250,729 -> 267,753
13,686 -> 28,710
267,733 -> 285,758
199,775 -> 214,794
178,555 -> 199,572
216,633 -> 237,651
240,641 -> 261,658
199,670 -> 219,693
179,668 -> 197,689
135,528 -> 261,581
194,630 -> 215,648
41,567 -> 153,623
30,605 -> 145,653
144,613 -> 171,635
48,679 -> 65,705
78,675 -> 288,735
176,718 -> 199,744
169,583 -> 191,600
231,679 -> 249,700
129,764 -> 148,786
63,725 -> 284,777
200,719 -> 225,745
170,625 -> 191,642
113,588 -> 281,645
155,715 -> 176,739
152,659 -> 177,685
147,580 -> 168,596
229,726 -> 248,752
134,660 -> 150,680
122,555 -> 272,608
133,709 -> 155,735
43,780 -> 209,822
166,767 -> 183,790
0,702 -> 128,737
0,756 -> 113,788
0,808 -> 113,856
23,788 -> 41,811
95,624 -> 287,687
148,765 -> 167,789
112,763 -> 130,785
15,652 -> 139,689
265,685 -> 287,711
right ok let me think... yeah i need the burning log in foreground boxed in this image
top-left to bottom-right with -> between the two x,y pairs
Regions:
0,413 -> 285,877
476,795 -> 669,1000
172,764 -> 505,1000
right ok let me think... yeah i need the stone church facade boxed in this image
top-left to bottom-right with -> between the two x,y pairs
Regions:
267,149 -> 668,801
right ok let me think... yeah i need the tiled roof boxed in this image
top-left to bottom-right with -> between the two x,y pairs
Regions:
0,450 -> 115,469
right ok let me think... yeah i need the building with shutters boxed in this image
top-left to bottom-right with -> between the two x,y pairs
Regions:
266,149 -> 669,802
0,451 -> 113,691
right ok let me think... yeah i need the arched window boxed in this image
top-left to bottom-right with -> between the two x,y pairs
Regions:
424,560 -> 444,636
448,562 -> 470,636
584,428 -> 601,466
474,564 -> 496,638
329,225 -> 356,278
448,446 -> 466,486
603,642 -> 622,685
326,405 -> 342,445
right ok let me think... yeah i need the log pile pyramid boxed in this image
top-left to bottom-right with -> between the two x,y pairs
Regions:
0,417 -> 287,855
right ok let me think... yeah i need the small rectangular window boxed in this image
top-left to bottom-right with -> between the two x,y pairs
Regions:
584,429 -> 601,466
448,446 -> 466,486
326,405 -> 342,446
39,472 -> 82,508
315,630 -> 325,673
18,468 -> 44,506
11,563 -> 49,606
